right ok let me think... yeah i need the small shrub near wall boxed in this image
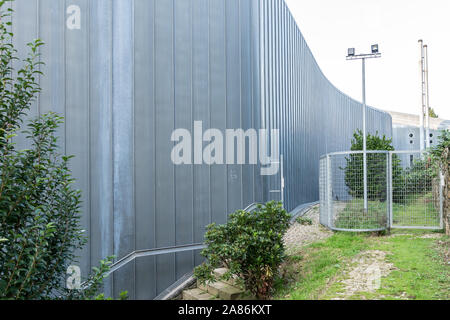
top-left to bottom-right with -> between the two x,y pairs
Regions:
194,202 -> 291,300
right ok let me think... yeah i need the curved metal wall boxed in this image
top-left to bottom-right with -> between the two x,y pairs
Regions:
260,0 -> 392,212
10,0 -> 391,299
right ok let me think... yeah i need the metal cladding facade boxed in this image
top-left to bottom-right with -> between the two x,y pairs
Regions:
260,0 -> 392,212
10,0 -> 392,299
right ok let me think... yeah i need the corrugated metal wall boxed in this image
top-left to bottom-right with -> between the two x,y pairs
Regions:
10,0 -> 392,299
260,0 -> 392,211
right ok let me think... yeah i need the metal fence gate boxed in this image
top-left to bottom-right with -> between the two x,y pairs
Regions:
320,151 -> 443,232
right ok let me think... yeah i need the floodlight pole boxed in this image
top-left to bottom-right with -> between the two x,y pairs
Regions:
362,58 -> 368,212
347,49 -> 381,212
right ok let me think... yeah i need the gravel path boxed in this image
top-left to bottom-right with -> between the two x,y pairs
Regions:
284,205 -> 333,253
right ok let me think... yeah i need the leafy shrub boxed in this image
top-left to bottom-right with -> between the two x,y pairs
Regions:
0,2 -> 113,300
400,158 -> 435,195
194,201 -> 290,300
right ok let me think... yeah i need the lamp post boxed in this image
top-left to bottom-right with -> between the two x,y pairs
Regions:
347,45 -> 382,212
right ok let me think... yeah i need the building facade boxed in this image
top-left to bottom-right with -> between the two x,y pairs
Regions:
10,0 -> 392,299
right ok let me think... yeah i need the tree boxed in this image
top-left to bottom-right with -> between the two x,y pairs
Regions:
343,130 -> 403,202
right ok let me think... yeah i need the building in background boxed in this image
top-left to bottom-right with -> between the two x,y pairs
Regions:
389,110 -> 450,151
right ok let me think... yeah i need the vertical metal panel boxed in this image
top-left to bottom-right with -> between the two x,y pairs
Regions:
192,0 -> 211,267
174,0 -> 194,280
210,0 -> 228,226
10,0 -> 393,299
251,0 -> 264,204
241,0 -> 254,209
134,0 -> 156,301
112,0 -> 135,298
226,0 -> 242,214
64,0 -> 91,279
89,0 -> 114,297
154,0 -> 176,295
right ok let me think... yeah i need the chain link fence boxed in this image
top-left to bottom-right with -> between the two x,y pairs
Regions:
320,151 -> 443,232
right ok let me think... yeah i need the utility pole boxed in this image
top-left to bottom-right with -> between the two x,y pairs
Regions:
419,40 -> 426,152
424,44 -> 431,149
347,45 -> 381,212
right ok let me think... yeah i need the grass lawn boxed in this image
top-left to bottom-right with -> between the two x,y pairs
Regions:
274,230 -> 449,300
392,193 -> 441,227
334,200 -> 387,230
334,193 -> 440,230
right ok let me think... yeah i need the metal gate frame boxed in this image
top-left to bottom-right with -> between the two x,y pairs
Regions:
320,150 -> 444,232
388,150 -> 444,230
319,150 -> 390,232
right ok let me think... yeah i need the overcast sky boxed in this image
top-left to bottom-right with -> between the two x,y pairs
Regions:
284,0 -> 450,120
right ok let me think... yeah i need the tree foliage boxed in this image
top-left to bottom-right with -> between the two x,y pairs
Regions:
344,130 -> 403,202
345,130 -> 440,206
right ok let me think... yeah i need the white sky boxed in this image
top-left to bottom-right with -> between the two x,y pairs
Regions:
284,0 -> 450,120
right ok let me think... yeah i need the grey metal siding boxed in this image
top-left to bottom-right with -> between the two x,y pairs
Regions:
261,0 -> 392,211
10,0 -> 392,299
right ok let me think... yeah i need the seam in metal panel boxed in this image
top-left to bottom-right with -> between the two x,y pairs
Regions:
172,0 -> 177,285
131,0 -> 136,299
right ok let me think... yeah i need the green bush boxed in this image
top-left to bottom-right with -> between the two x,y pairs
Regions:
343,130 -> 403,202
194,201 -> 290,300
400,158 -> 435,195
0,2 -> 112,300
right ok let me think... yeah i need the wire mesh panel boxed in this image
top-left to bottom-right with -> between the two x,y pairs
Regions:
390,151 -> 443,229
319,156 -> 329,228
326,152 -> 389,232
319,151 -> 443,232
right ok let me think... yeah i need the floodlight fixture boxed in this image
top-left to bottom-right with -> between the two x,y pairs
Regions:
371,44 -> 379,54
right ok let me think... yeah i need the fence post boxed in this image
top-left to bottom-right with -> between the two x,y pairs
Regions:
389,152 -> 393,229
386,153 -> 390,231
281,154 -> 285,208
440,171 -> 444,230
327,154 -> 333,228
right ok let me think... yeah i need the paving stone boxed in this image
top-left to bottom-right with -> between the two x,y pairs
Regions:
183,288 -> 216,300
